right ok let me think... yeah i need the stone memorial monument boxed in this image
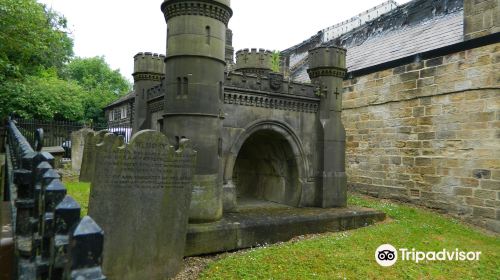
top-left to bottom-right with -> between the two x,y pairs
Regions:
97,0 -> 388,257
71,128 -> 94,173
88,130 -> 196,279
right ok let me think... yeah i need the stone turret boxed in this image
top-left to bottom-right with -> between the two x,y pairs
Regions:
307,46 -> 347,208
225,29 -> 235,70
161,0 -> 232,222
235,48 -> 273,75
132,52 -> 165,132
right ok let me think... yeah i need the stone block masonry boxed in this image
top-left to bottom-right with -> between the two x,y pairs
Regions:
464,0 -> 500,40
342,43 -> 500,232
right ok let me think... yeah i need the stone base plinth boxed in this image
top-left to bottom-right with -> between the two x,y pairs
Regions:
185,199 -> 385,256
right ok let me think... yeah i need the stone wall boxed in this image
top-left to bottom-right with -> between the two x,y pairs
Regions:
342,43 -> 500,232
464,0 -> 500,40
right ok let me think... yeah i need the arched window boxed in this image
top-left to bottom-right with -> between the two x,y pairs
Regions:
183,77 -> 188,95
177,77 -> 181,96
218,138 -> 222,157
175,136 -> 180,149
205,26 -> 211,45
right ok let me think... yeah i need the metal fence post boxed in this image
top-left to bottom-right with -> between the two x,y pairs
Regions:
6,119 -> 106,279
50,196 -> 81,280
67,216 -> 106,280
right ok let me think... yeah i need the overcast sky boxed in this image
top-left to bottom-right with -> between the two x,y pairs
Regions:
39,0 -> 411,81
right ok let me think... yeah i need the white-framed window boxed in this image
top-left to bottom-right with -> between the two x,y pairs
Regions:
109,110 -> 114,121
120,106 -> 127,119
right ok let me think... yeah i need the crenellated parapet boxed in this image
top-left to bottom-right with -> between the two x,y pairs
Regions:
307,46 -> 347,79
235,48 -> 273,75
161,0 -> 233,26
133,52 -> 166,82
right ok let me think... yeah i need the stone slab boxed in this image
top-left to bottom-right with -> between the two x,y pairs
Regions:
79,130 -> 106,182
41,146 -> 65,169
71,128 -> 94,173
185,201 -> 385,256
88,130 -> 196,279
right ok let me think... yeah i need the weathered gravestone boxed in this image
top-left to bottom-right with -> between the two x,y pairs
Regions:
71,128 -> 94,173
79,130 -> 106,182
88,130 -> 196,279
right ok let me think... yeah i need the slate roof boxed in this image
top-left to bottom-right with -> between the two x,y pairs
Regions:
289,0 -> 464,83
104,91 -> 135,109
343,11 -> 463,72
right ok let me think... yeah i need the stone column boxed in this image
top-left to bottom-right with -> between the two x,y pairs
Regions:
307,46 -> 348,207
161,0 -> 233,222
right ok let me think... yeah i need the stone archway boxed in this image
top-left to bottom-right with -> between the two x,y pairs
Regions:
233,129 -> 300,206
224,120 -> 310,208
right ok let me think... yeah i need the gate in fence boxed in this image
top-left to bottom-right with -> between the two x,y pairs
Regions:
2,118 -> 106,279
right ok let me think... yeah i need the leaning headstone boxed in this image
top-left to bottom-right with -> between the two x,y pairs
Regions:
71,128 -> 94,173
79,130 -> 106,182
88,130 -> 196,279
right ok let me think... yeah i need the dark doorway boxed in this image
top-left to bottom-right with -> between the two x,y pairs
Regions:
233,130 -> 300,207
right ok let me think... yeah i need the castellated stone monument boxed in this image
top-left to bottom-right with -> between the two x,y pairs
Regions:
87,130 -> 196,279
102,0 -> 388,257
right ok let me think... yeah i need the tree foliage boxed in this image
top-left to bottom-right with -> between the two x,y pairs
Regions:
0,0 -> 73,77
271,51 -> 281,73
19,70 -> 85,120
65,57 -> 131,122
0,0 -> 130,122
65,57 -> 130,95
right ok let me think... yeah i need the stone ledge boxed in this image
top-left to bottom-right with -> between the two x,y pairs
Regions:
185,205 -> 385,256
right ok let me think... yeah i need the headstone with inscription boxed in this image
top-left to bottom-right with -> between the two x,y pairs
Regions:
88,130 -> 196,279
71,128 -> 94,173
79,130 -> 107,182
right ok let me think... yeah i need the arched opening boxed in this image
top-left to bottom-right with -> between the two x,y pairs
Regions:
205,25 -> 211,45
232,130 -> 300,207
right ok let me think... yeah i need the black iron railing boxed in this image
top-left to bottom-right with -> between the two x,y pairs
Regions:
13,118 -> 131,159
4,118 -> 106,279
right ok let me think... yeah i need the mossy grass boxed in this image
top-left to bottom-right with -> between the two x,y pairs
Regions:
200,194 -> 500,279
63,180 -> 90,217
58,180 -> 500,279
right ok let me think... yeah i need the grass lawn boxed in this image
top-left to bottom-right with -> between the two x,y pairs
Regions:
64,181 -> 90,216
60,180 -> 500,279
200,195 -> 500,279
